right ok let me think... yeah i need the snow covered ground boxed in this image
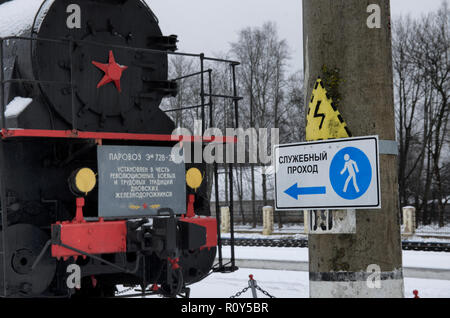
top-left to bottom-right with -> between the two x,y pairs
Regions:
119,226 -> 450,298
186,268 -> 450,298
221,223 -> 450,241
120,268 -> 449,298
118,246 -> 450,298
189,268 -> 309,298
220,246 -> 450,270
402,235 -> 450,243
415,224 -> 450,235
221,224 -> 307,240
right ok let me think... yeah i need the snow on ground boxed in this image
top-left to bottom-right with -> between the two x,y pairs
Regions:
402,235 -> 450,243
402,250 -> 450,270
123,225 -> 449,298
233,224 -> 305,233
222,246 -> 308,262
221,224 -> 308,240
403,278 -> 450,298
221,223 -> 450,242
193,246 -> 450,298
221,232 -> 308,240
118,269 -> 309,298
219,246 -> 450,270
415,224 -> 450,236
118,246 -> 450,298
188,269 -> 449,298
119,269 -> 449,298
189,268 -> 309,298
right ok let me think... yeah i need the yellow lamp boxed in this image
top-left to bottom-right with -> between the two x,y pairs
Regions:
73,168 -> 97,195
186,168 -> 203,191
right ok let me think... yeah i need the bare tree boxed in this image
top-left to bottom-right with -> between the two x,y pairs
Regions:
393,2 -> 449,226
230,22 -> 291,228
393,16 -> 430,209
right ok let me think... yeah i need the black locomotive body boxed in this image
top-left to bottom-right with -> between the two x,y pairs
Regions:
0,0 -> 217,298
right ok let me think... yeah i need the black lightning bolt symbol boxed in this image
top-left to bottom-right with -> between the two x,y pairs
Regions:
313,100 -> 325,129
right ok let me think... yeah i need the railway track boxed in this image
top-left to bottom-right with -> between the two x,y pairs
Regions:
220,238 -> 450,252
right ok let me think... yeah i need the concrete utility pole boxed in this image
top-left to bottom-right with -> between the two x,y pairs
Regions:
303,0 -> 404,297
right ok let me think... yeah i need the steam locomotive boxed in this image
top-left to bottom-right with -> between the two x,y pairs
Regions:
0,0 -> 218,297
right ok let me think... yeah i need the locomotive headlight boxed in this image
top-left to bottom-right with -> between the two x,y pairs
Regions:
186,168 -> 203,191
69,168 -> 97,196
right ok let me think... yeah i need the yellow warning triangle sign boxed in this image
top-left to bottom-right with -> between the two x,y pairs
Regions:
306,78 -> 352,141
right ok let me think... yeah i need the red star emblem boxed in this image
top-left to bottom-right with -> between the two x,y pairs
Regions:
92,50 -> 128,93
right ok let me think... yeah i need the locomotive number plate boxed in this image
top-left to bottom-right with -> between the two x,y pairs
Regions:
97,145 -> 186,217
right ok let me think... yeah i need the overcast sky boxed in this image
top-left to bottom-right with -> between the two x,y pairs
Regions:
148,0 -> 447,71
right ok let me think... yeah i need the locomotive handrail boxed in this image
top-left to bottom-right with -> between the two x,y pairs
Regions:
0,35 -> 240,65
2,78 -> 70,86
0,35 -> 69,45
171,69 -> 211,82
163,103 -> 209,113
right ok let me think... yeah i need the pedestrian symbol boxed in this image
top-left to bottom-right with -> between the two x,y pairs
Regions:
329,147 -> 372,200
341,154 -> 360,193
